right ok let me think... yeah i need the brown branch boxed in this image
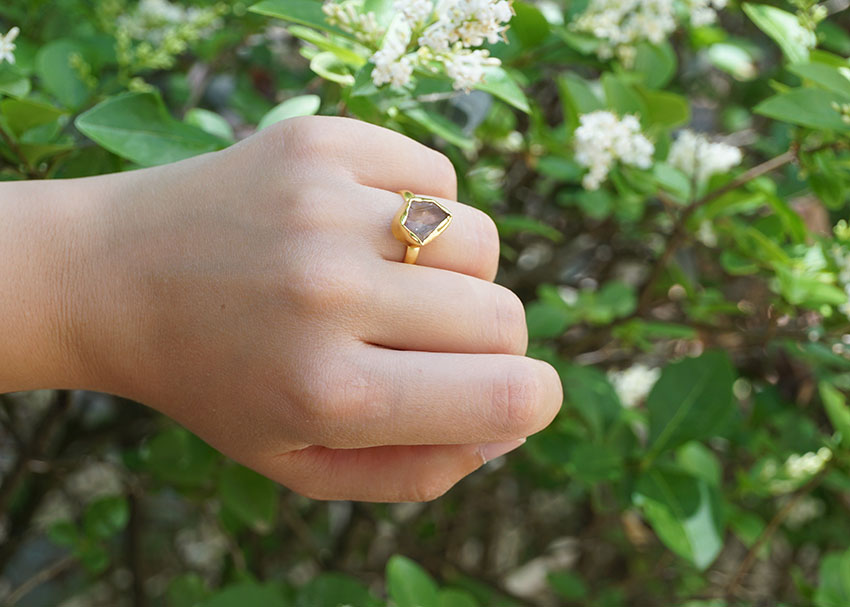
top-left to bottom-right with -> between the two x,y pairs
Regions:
5,554 -> 76,606
0,390 -> 72,517
724,466 -> 829,598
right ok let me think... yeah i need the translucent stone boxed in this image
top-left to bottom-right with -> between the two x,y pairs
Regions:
403,199 -> 449,242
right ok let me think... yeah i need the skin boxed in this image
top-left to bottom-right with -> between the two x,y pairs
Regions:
0,116 -> 562,502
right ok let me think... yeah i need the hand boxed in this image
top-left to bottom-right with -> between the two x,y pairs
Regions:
65,116 -> 563,501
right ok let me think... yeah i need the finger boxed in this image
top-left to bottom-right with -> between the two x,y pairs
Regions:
281,116 -> 457,200
353,185 -> 500,281
261,439 -> 524,502
357,262 -> 527,355
306,348 -> 562,449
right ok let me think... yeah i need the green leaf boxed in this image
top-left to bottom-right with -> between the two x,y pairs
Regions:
35,39 -> 92,108
743,3 -> 812,64
0,65 -> 30,97
637,88 -> 690,128
477,66 -> 530,113
258,94 -> 321,130
141,426 -> 220,488
437,589 -> 479,607
755,88 -> 850,132
632,42 -> 677,89
218,465 -> 279,534
496,214 -> 562,242
84,496 -> 129,540
774,267 -> 847,307
560,364 -> 622,439
48,520 -> 80,548
406,107 -> 475,150
525,300 -> 571,340
249,0 -> 343,34
646,351 -> 736,456
296,573 -> 380,607
633,468 -> 725,570
202,583 -> 289,607
788,62 -> 850,98
815,549 -> 850,607
511,2 -> 550,48
675,442 -> 722,487
602,73 -> 646,117
567,442 -> 624,483
558,74 -> 604,116
0,98 -> 65,137
76,92 -> 229,166
820,382 -> 850,446
79,544 -> 110,574
287,25 -> 366,67
310,51 -> 355,86
185,108 -> 235,142
386,555 -> 439,607
707,43 -> 757,81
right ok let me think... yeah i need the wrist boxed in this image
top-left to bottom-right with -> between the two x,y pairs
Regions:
0,177 -> 117,393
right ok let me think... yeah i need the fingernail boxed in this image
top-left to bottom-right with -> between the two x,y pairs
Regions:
478,438 -> 526,464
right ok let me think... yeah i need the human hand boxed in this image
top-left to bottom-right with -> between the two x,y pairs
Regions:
64,116 -> 562,501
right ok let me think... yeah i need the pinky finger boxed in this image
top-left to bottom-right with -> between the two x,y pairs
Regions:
260,439 -> 525,503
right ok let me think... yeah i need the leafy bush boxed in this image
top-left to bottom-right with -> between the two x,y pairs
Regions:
2,0 -> 850,605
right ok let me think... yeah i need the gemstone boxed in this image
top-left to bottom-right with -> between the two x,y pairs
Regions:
403,199 -> 449,243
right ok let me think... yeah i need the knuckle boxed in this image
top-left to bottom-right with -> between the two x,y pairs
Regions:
489,363 -> 541,435
305,359 -> 389,448
490,288 -> 528,355
282,115 -> 335,156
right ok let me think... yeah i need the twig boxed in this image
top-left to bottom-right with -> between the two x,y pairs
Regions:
724,466 -> 829,597
0,391 -> 72,517
5,554 -> 76,606
636,147 -> 800,313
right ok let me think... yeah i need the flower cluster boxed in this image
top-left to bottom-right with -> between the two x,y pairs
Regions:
759,447 -> 833,493
573,111 -> 655,190
0,26 -> 19,65
323,1 -> 385,45
667,129 -> 742,184
114,0 -> 226,72
323,0 -> 512,91
608,364 -> 661,408
573,0 -> 726,64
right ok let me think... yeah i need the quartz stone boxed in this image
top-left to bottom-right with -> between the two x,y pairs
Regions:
403,199 -> 449,242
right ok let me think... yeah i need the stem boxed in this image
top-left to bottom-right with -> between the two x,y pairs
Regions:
0,390 -> 71,517
724,466 -> 828,597
636,147 -> 800,314
5,554 -> 76,606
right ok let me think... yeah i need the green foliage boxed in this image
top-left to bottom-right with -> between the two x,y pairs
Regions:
3,0 -> 850,605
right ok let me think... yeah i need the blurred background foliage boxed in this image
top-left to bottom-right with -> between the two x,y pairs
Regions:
2,0 -> 850,605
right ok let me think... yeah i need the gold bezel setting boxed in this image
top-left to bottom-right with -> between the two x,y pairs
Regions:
392,190 -> 453,248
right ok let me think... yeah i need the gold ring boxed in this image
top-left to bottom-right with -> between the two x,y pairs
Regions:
392,190 -> 453,264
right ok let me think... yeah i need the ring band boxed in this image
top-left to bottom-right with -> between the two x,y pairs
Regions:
392,190 -> 453,264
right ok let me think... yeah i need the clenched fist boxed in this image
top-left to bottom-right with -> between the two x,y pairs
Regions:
0,116 -> 562,501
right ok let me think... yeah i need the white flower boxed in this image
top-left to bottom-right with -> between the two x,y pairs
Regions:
0,26 -> 20,65
668,129 -> 742,184
573,0 -> 726,64
370,20 -> 414,88
573,111 -> 655,190
444,48 -> 499,90
366,0 -> 511,90
608,364 -> 661,408
395,0 -> 435,26
784,447 -> 831,480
